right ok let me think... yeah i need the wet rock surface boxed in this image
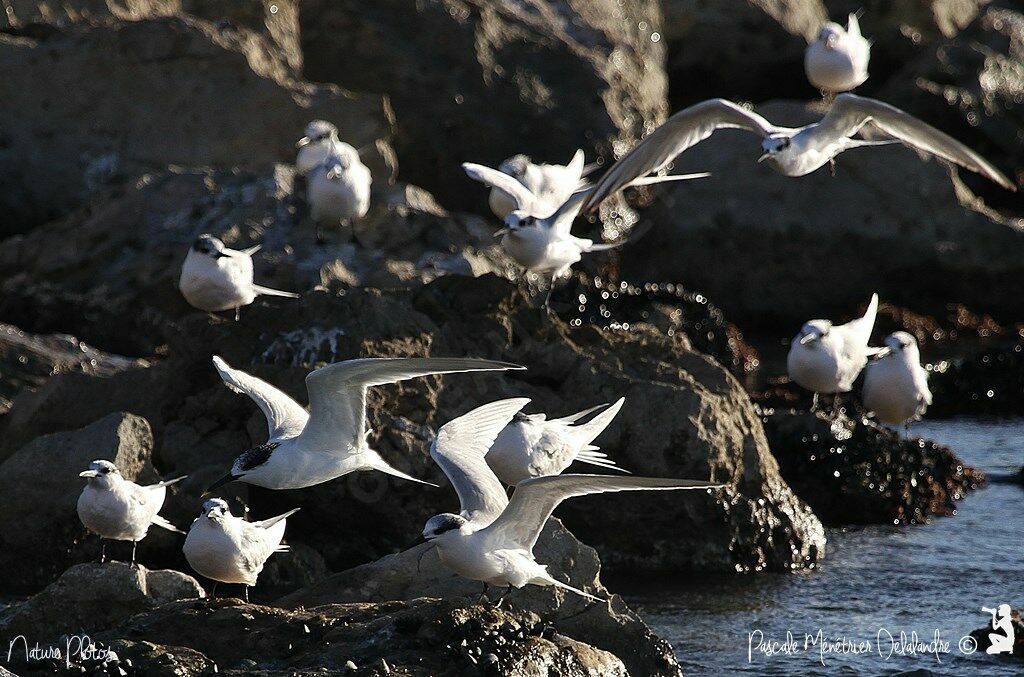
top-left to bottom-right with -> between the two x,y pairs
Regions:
96,597 -> 634,676
762,407 -> 985,525
298,0 -> 667,211
282,517 -> 679,677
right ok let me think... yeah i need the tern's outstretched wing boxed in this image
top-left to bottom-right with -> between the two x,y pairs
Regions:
581,99 -> 776,213
431,398 -> 530,524
820,94 -> 1015,191
463,162 -> 538,212
213,356 -> 309,440
481,474 -> 722,552
302,357 -> 524,454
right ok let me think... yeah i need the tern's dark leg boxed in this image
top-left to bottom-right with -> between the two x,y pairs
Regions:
131,541 -> 138,566
477,582 -> 490,603
543,275 -> 556,314
829,158 -> 837,177
244,586 -> 250,603
494,584 -> 515,608
210,582 -> 218,599
904,422 -> 911,439
234,307 -> 240,322
316,221 -> 325,245
100,539 -> 106,564
833,393 -> 840,417
811,392 -> 819,413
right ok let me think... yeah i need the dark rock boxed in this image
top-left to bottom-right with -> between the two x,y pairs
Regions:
762,408 -> 985,525
620,100 -> 1024,332
0,412 -> 167,590
663,0 -> 827,104
0,322 -> 142,415
280,518 -> 679,677
98,597 -> 633,675
882,2 -> 1024,207
0,166 -> 504,356
0,17 -> 393,234
0,562 -> 203,647
298,0 -> 667,211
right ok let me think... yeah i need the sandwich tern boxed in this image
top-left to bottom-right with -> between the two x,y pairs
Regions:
485,398 -> 628,485
805,13 -> 870,94
788,293 -> 880,409
422,398 -> 721,603
581,94 -> 1015,213
77,460 -> 186,564
488,149 -> 587,219
307,147 -> 372,242
206,356 -> 524,492
183,498 -> 297,600
179,234 -> 299,320
863,331 -> 932,429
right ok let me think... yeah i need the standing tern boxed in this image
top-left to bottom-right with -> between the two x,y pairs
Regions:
863,331 -> 932,429
179,234 -> 299,320
205,356 -> 524,492
183,498 -> 297,601
805,13 -> 870,94
485,398 -> 628,485
422,398 -> 722,602
788,293 -> 881,409
580,94 -> 1015,213
77,460 -> 186,564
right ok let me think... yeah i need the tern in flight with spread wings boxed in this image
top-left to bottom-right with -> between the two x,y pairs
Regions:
463,161 -> 709,306
581,94 -> 1015,213
421,398 -> 722,602
205,356 -> 524,493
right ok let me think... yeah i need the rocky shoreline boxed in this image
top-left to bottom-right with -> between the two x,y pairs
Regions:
1,0 -> 1020,673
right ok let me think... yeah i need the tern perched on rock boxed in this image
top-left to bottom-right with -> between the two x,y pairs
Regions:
464,162 -> 707,304
788,293 -> 881,409
485,398 -> 628,485
581,95 -> 1016,212
205,356 -> 524,493
863,331 -> 932,428
307,146 -> 372,241
805,13 -> 870,94
179,234 -> 299,320
488,149 -> 587,219
422,398 -> 721,603
77,460 -> 186,564
295,120 -> 345,176
183,498 -> 297,600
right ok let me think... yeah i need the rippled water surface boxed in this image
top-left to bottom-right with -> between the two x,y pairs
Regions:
620,419 -> 1023,676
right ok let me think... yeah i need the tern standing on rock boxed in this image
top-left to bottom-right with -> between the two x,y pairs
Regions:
488,150 -> 587,219
581,95 -> 1016,212
863,331 -> 932,429
421,398 -> 722,603
179,234 -> 299,320
205,356 -> 524,493
485,398 -> 629,485
805,13 -> 870,94
183,498 -> 297,601
77,460 -> 186,564
307,146 -> 372,242
788,293 -> 881,410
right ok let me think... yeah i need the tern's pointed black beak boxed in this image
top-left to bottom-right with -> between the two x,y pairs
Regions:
403,535 -> 427,552
202,473 -> 239,496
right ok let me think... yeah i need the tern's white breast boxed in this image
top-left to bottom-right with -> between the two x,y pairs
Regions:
77,484 -> 160,541
863,357 -> 928,424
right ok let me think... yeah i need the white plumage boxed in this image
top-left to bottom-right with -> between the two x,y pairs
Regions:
787,293 -> 879,395
863,331 -> 933,425
805,13 -> 871,93
488,149 -> 587,219
485,398 -> 628,485
183,498 -> 296,588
